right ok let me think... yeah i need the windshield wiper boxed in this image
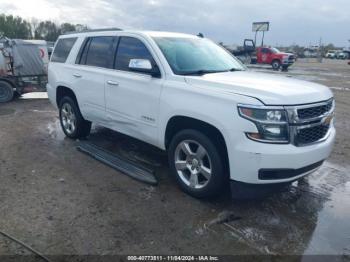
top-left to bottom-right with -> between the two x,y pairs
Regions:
228,68 -> 243,72
180,69 -> 228,76
180,68 -> 244,76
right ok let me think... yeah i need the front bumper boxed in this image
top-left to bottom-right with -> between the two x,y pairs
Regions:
226,126 -> 335,184
282,60 -> 294,66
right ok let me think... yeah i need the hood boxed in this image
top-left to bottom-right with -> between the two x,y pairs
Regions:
185,71 -> 333,105
280,52 -> 294,56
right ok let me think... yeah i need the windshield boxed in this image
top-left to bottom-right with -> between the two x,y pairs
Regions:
153,37 -> 245,75
271,47 -> 280,54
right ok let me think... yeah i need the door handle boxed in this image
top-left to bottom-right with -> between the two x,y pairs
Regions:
73,73 -> 82,78
106,80 -> 119,86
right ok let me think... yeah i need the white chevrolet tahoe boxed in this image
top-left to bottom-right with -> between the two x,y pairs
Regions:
47,29 -> 335,198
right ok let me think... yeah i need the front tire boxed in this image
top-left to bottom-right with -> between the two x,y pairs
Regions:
59,96 -> 91,139
168,129 -> 226,198
272,60 -> 281,70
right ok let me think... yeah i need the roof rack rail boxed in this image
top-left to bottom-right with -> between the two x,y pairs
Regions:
64,28 -> 122,35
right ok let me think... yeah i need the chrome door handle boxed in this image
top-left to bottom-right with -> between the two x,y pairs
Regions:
106,80 -> 119,86
73,73 -> 82,78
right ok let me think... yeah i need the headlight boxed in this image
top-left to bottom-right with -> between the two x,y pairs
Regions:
238,105 -> 289,143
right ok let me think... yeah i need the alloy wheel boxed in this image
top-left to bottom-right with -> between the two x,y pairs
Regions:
61,103 -> 77,135
174,140 -> 212,189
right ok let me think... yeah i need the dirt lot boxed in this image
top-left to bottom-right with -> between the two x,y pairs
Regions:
0,59 -> 349,260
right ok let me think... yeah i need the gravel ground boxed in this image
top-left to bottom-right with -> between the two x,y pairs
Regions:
0,59 -> 349,261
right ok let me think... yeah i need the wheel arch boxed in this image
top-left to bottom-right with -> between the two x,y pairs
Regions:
0,78 -> 16,88
164,115 -> 230,175
56,85 -> 78,107
271,58 -> 281,65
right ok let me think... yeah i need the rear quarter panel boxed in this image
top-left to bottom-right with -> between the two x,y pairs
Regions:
47,36 -> 85,107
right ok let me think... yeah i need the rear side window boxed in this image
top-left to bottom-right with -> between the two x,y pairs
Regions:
51,37 -> 77,63
77,36 -> 114,68
115,37 -> 155,72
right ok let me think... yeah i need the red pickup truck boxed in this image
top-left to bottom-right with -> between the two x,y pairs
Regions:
255,47 -> 295,70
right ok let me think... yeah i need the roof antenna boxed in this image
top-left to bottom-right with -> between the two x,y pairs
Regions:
197,33 -> 204,38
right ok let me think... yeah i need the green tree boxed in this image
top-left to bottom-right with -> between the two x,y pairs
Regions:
34,22 -> 89,41
75,24 -> 89,32
0,14 -> 32,39
324,43 -> 336,53
0,13 -> 90,41
60,23 -> 76,34
34,21 -> 61,41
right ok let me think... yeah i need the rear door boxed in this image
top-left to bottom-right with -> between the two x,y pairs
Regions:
104,36 -> 163,145
73,36 -> 115,122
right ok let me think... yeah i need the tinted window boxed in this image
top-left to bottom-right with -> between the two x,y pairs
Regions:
84,36 -> 114,68
261,48 -> 270,54
75,38 -> 90,64
115,37 -> 155,72
51,37 -> 77,63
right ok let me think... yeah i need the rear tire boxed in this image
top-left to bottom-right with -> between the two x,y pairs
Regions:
59,96 -> 91,139
0,80 -> 14,103
168,129 -> 226,198
272,60 -> 281,71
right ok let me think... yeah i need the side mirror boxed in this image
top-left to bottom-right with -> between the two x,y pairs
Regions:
128,59 -> 161,78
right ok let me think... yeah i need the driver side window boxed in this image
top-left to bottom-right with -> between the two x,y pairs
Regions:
115,37 -> 156,73
261,48 -> 268,54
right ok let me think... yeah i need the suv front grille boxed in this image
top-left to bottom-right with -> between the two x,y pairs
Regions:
297,100 -> 333,119
295,125 -> 330,145
285,99 -> 334,146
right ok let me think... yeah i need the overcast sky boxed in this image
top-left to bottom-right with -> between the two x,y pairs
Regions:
0,0 -> 349,46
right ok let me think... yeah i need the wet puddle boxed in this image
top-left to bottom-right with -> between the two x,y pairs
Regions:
198,162 -> 350,255
20,92 -> 48,100
47,119 -> 66,141
249,66 -> 344,83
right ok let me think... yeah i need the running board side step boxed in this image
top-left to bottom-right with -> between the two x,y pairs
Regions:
77,141 -> 158,185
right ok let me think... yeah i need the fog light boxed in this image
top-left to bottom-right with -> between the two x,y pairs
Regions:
263,126 -> 282,135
